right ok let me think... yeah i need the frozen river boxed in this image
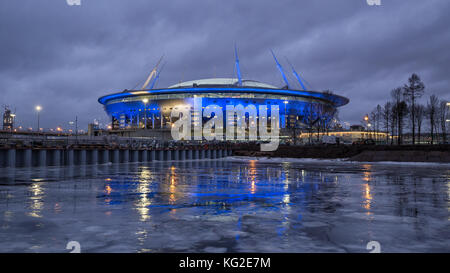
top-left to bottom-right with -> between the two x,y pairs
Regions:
0,157 -> 449,253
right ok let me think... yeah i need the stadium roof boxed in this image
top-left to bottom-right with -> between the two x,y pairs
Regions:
168,78 -> 278,89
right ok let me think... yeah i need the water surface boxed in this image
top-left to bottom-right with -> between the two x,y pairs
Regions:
0,157 -> 449,253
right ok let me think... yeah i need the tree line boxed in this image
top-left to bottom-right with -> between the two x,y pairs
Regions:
367,73 -> 448,145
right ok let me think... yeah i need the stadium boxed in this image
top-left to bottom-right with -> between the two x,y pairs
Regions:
98,51 -> 349,139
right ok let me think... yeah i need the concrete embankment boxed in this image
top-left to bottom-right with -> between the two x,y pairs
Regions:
232,144 -> 450,163
0,134 -> 235,168
0,146 -> 233,168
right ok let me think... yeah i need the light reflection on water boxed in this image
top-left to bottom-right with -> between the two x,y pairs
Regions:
136,168 -> 152,222
0,159 -> 449,253
28,182 -> 45,218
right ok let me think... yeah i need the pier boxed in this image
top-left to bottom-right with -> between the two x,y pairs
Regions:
0,133 -> 233,168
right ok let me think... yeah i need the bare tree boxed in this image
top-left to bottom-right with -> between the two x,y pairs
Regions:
438,100 -> 448,144
301,102 -> 320,144
390,107 -> 397,145
372,104 -> 382,141
382,102 -> 392,144
370,110 -> 377,139
369,106 -> 381,141
376,104 -> 382,134
319,90 -> 339,137
414,104 -> 425,144
314,103 -> 336,141
403,73 -> 425,145
426,95 -> 439,144
391,88 -> 408,145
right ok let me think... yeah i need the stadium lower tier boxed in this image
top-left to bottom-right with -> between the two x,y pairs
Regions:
105,96 -> 338,130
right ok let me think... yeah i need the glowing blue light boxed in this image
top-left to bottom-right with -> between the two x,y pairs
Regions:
270,50 -> 290,89
98,87 -> 349,107
235,45 -> 243,86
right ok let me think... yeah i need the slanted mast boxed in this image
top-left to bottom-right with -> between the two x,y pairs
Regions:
285,57 -> 306,91
234,45 -> 243,87
270,50 -> 290,89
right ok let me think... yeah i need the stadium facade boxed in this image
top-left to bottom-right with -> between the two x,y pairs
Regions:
98,51 -> 349,136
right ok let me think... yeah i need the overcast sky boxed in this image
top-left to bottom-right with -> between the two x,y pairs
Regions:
1,0 -> 449,130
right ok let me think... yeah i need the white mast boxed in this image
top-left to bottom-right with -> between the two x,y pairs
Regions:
141,55 -> 164,90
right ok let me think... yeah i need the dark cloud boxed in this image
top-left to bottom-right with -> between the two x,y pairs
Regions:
1,0 -> 449,129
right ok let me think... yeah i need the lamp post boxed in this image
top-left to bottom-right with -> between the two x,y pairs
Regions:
36,105 -> 42,134
69,121 -> 75,134
363,114 -> 369,140
75,116 -> 78,143
283,100 -> 288,129
142,98 -> 149,129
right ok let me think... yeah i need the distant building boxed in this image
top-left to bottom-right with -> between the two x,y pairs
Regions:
2,107 -> 14,131
350,125 -> 365,131
299,130 -> 391,144
88,123 -> 99,136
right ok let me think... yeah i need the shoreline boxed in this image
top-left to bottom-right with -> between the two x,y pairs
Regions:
225,156 -> 450,166
232,144 -> 450,163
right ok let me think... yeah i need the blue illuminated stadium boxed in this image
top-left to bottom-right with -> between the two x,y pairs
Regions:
98,51 -> 349,131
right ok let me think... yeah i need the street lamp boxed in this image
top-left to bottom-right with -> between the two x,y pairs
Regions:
142,98 -> 149,129
36,105 -> 42,133
363,114 -> 370,129
69,121 -> 74,135
362,114 -> 370,140
283,100 -> 288,128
